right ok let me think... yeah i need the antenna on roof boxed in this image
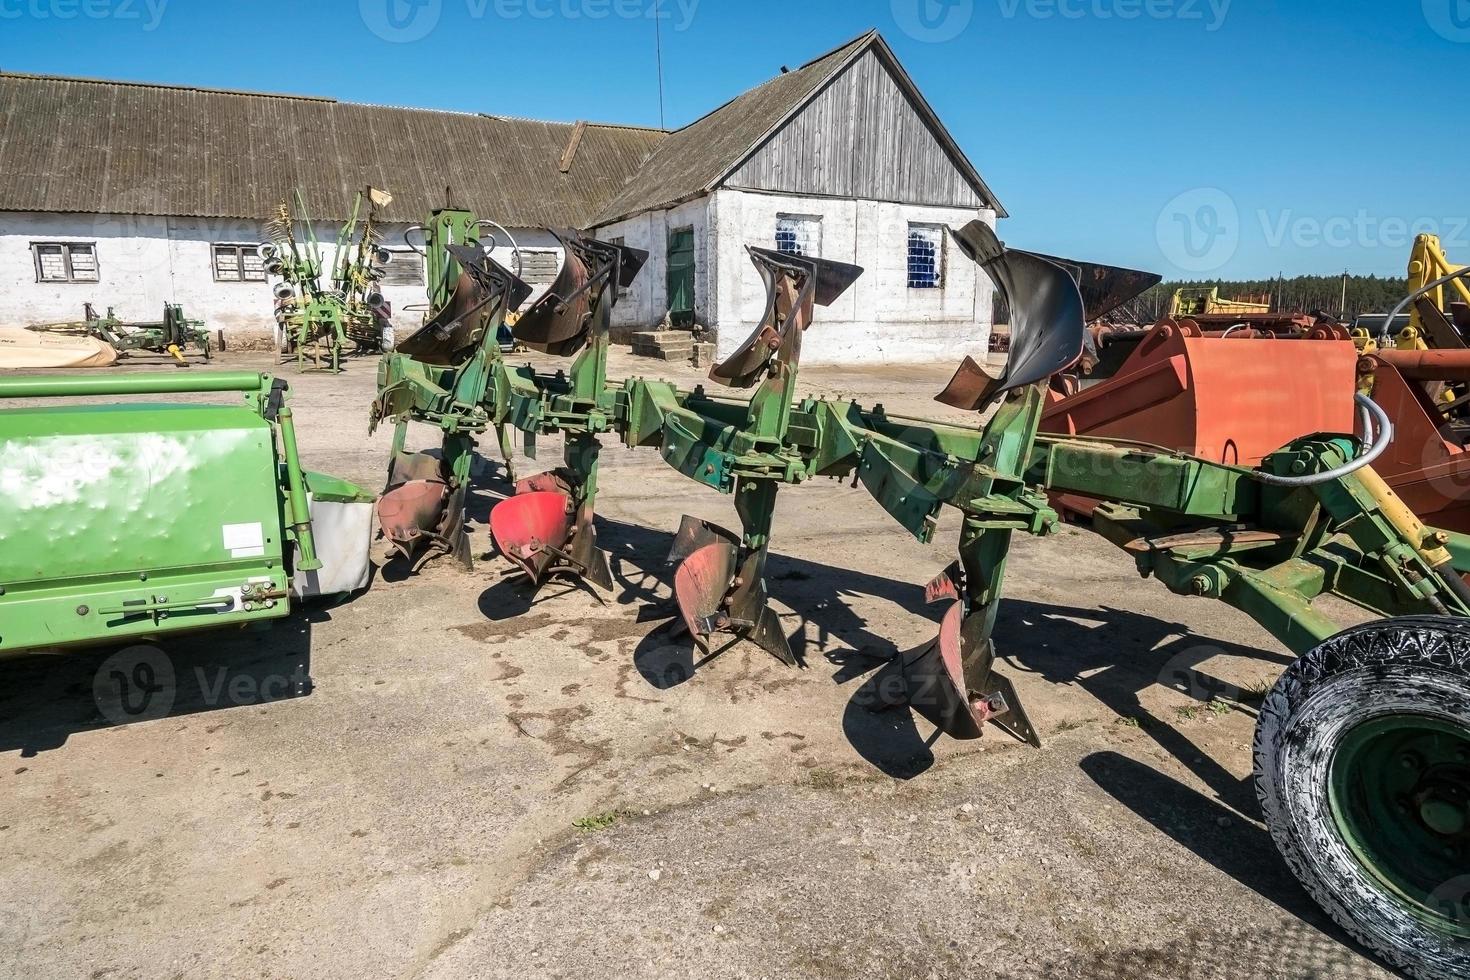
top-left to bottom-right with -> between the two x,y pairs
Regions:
654,5 -> 666,129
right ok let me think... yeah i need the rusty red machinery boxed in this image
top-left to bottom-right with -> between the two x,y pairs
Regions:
1357,348 -> 1470,533
1039,309 -> 1470,534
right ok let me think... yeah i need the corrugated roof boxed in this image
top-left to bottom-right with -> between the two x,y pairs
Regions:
0,72 -> 666,226
0,30 -> 1003,229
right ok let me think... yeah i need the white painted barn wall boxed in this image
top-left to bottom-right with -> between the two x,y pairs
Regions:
0,211 -> 559,343
594,196 -> 711,332
709,189 -> 995,365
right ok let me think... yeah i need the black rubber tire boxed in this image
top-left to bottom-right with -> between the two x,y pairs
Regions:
1254,617 -> 1470,980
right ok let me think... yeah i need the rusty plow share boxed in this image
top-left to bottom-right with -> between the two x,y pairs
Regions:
666,506 -> 794,667
874,562 -> 1040,745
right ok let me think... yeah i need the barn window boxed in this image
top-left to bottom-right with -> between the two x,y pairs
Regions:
775,214 -> 822,257
213,244 -> 266,282
518,249 -> 563,286
33,242 -> 99,283
377,248 -> 425,287
908,224 -> 945,289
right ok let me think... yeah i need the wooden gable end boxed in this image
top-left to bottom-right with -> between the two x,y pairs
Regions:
722,49 -> 987,210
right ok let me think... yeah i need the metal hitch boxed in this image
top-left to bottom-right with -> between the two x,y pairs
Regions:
666,514 -> 795,667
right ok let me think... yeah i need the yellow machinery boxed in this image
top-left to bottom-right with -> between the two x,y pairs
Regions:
1168,285 -> 1272,318
1406,233 -> 1469,345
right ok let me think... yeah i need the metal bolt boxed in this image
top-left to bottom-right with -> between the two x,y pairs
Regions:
1189,576 -> 1211,596
139,572 -> 148,581
1400,752 -> 1423,772
76,605 -> 89,616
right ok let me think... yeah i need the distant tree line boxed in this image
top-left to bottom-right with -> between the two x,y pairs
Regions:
1131,275 -> 1411,323
991,273 -> 1415,328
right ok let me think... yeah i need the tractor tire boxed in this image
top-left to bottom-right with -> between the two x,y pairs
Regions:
1254,617 -> 1470,980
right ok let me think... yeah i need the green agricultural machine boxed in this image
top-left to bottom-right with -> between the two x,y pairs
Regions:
262,187 -> 395,373
29,302 -> 212,363
373,208 -> 1470,978
0,372 -> 374,656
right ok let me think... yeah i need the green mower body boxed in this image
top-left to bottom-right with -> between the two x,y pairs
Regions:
0,372 -> 374,656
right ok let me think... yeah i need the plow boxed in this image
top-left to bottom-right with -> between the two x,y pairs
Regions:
1,206 -> 1468,974
368,208 -> 1470,977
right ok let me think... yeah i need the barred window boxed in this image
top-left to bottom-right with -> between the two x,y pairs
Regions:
519,249 -> 562,286
213,244 -> 266,282
775,214 -> 821,257
33,242 -> 99,283
908,224 -> 944,289
377,248 -> 425,287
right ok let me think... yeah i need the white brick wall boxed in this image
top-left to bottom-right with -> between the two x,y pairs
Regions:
709,189 -> 995,365
595,191 -> 995,366
0,211 -> 560,344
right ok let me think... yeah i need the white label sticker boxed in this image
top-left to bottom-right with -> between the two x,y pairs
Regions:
223,522 -> 266,559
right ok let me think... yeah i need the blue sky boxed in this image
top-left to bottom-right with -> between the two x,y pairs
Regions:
0,0 -> 1465,278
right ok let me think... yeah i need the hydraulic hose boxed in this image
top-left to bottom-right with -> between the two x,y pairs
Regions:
1254,394 -> 1393,488
476,219 -> 523,279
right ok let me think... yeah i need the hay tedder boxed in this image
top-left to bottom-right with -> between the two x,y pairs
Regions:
370,207 -> 1470,977
262,187 -> 396,373
0,372 -> 374,656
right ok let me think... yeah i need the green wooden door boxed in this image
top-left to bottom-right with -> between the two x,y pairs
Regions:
666,227 -> 695,327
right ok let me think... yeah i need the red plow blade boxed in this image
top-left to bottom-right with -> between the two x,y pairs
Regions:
490,490 -> 573,584
874,566 -> 1040,745
490,475 -> 615,592
665,515 -> 795,666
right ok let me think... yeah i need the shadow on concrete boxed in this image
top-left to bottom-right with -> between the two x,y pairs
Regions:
998,599 -> 1292,816
452,504 -> 1300,790
1078,751 -> 1392,974
0,613 -> 320,757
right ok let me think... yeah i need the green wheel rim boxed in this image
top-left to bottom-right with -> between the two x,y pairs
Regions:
1329,713 -> 1470,939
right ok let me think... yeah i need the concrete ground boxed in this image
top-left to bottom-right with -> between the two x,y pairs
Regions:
0,347 -> 1390,979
